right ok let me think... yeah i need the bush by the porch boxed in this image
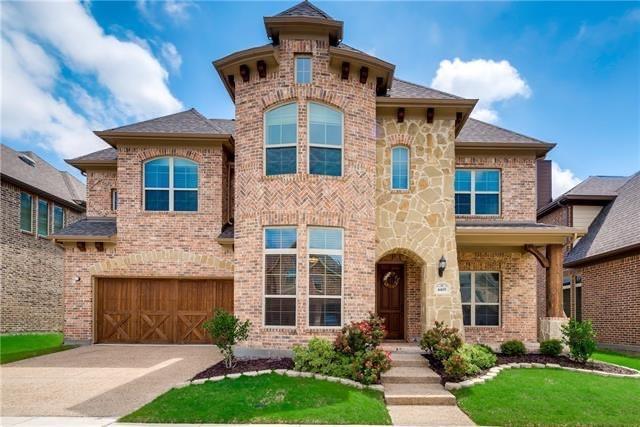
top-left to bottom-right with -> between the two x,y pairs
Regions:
562,319 -> 597,363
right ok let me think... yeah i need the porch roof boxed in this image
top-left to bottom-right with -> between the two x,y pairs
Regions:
456,221 -> 585,246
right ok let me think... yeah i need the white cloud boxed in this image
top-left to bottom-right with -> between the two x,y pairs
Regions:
161,42 -> 182,72
431,58 -> 531,123
0,1 -> 182,158
552,161 -> 582,198
163,0 -> 194,22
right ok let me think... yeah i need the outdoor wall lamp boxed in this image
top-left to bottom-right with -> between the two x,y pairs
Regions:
438,256 -> 447,277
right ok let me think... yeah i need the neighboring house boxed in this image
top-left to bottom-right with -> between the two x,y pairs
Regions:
1,144 -> 85,333
55,1 -> 582,347
538,173 -> 639,351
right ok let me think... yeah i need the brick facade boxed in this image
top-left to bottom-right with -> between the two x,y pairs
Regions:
86,169 -> 117,217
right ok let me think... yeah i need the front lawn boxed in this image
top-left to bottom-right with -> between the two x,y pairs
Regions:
453,368 -> 640,426
121,373 -> 391,425
0,332 -> 75,364
592,348 -> 640,371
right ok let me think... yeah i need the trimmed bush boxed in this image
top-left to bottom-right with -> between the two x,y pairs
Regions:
500,339 -> 526,356
203,308 -> 251,368
293,338 -> 352,378
444,354 -> 470,381
351,348 -> 392,385
457,343 -> 497,370
562,319 -> 597,363
477,343 -> 495,354
540,339 -> 563,357
419,321 -> 463,362
335,312 -> 386,355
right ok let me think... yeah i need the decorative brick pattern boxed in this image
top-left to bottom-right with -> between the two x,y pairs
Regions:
86,169 -> 117,217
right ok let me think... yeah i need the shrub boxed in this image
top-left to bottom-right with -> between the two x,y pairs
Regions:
477,343 -> 495,354
419,321 -> 463,362
562,319 -> 597,363
500,340 -> 526,356
351,348 -> 392,385
203,308 -> 251,368
293,338 -> 352,378
443,354 -> 470,382
539,339 -> 563,357
335,312 -> 386,355
457,344 -> 497,370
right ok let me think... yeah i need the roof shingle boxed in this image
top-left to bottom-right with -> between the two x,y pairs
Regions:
387,78 -> 461,100
456,118 -> 550,145
275,0 -> 333,19
563,176 -> 629,197
52,217 -> 116,238
101,108 -> 231,135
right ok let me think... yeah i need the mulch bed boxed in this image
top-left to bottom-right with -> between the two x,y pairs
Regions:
192,357 -> 294,381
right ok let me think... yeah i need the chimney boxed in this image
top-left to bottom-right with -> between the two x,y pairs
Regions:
537,159 -> 552,210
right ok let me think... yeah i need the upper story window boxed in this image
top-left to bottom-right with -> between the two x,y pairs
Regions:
111,189 -> 118,211
20,192 -> 32,232
455,169 -> 500,215
308,227 -> 343,327
53,205 -> 64,233
391,146 -> 410,190
460,271 -> 500,326
144,157 -> 198,212
265,103 -> 297,176
37,199 -> 49,237
295,56 -> 312,84
308,103 -> 343,177
264,227 -> 297,327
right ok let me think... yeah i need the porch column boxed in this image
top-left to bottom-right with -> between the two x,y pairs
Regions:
545,244 -> 564,317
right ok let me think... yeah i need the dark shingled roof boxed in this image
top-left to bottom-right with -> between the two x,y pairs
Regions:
53,217 -> 116,238
68,147 -> 118,163
275,0 -> 333,19
208,118 -> 235,135
387,78 -> 461,100
565,172 -> 640,266
101,108 -> 231,135
457,118 -> 550,145
1,144 -> 85,209
563,176 -> 629,197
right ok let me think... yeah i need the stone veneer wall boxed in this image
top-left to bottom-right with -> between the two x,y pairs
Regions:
233,36 -> 377,348
459,249 -> 538,343
1,181 -> 83,333
86,169 -> 117,217
376,113 -> 463,335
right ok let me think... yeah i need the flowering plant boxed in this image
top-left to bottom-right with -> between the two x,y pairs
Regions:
335,312 -> 386,355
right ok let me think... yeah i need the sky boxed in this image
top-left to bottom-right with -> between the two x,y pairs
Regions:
2,1 -> 639,197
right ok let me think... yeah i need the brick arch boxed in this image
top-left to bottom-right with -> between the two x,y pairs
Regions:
387,133 -> 415,148
376,247 -> 426,266
88,249 -> 234,275
260,86 -> 352,112
135,147 -> 205,164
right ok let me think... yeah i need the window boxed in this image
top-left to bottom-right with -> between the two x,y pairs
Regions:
455,169 -> 500,215
391,146 -> 409,189
37,199 -> 49,237
562,276 -> 571,318
111,189 -> 118,211
460,272 -> 500,326
144,157 -> 198,211
264,227 -> 297,326
265,103 -> 297,176
295,56 -> 312,84
308,227 -> 343,327
308,103 -> 343,177
53,205 -> 64,233
575,275 -> 582,322
20,192 -> 32,232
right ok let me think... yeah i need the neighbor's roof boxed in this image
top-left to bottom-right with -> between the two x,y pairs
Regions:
565,172 -> 640,266
1,144 -> 85,210
276,0 -> 333,19
387,78 -> 461,100
52,217 -> 117,241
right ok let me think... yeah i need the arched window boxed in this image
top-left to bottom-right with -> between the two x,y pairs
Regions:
144,157 -> 198,211
308,102 -> 343,176
265,103 -> 297,176
391,146 -> 409,190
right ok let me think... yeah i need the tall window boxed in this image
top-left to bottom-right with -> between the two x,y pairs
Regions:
265,103 -> 297,176
20,192 -> 32,232
455,169 -> 500,215
144,157 -> 198,211
111,189 -> 118,211
53,205 -> 64,233
460,272 -> 500,326
308,227 -> 343,327
295,56 -> 312,84
264,227 -> 297,326
37,199 -> 49,237
308,103 -> 343,177
575,275 -> 582,322
391,146 -> 409,190
562,276 -> 571,318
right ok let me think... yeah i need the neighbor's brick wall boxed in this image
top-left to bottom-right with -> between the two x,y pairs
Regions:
233,36 -> 377,348
459,249 -> 538,343
86,169 -> 117,217
1,180 -> 83,333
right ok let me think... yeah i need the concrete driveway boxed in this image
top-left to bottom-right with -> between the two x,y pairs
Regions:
0,345 -> 221,417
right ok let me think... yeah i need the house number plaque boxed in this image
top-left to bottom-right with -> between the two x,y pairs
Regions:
435,282 -> 450,295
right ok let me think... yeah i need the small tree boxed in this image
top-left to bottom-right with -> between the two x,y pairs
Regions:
561,319 -> 597,364
203,308 -> 251,368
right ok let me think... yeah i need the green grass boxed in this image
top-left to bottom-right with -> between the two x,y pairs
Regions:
453,368 -> 640,426
591,349 -> 640,371
121,373 -> 391,425
0,332 -> 75,364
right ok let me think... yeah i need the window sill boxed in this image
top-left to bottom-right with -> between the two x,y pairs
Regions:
20,229 -> 34,236
455,215 -> 502,219
463,325 -> 502,329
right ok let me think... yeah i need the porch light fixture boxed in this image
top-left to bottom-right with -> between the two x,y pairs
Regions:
438,256 -> 446,277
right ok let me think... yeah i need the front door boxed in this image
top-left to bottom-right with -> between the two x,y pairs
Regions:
376,263 -> 405,340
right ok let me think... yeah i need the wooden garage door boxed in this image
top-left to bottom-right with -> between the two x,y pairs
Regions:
96,278 -> 233,344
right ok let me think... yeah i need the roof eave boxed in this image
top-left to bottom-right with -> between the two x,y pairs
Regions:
65,159 -> 117,173
94,131 -> 234,148
456,141 -> 556,157
537,194 -> 617,218
376,97 -> 478,108
263,16 -> 344,44
564,243 -> 640,268
53,235 -> 117,243
456,225 -> 585,246
0,173 -> 85,212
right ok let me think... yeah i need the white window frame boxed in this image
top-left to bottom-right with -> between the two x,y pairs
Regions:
37,198 -> 49,237
460,271 -> 501,327
455,169 -> 501,216
19,191 -> 33,233
295,55 -> 312,84
263,103 -> 298,176
142,157 -> 199,212
308,226 -> 344,329
263,226 -> 298,328
390,145 -> 410,190
52,204 -> 64,233
307,102 -> 344,177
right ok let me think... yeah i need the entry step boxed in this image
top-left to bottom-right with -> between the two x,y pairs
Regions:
381,366 -> 440,384
384,383 -> 457,406
391,352 -> 429,368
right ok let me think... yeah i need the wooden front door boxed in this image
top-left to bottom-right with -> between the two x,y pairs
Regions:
376,264 -> 405,340
96,278 -> 233,344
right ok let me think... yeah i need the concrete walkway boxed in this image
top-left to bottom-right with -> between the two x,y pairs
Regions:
381,344 -> 474,426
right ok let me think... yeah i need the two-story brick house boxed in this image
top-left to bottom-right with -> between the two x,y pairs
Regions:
1,144 -> 85,333
55,1 -> 582,348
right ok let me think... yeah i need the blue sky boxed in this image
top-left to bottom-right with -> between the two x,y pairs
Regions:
2,1 -> 639,196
